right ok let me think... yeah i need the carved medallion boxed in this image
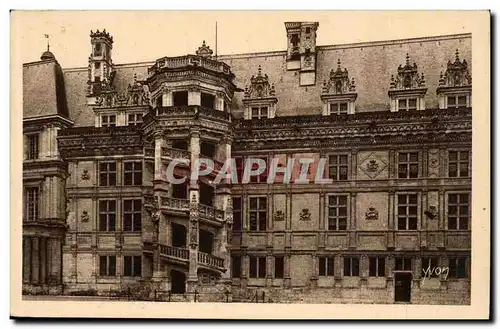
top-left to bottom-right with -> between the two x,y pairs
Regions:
274,210 -> 285,221
365,207 -> 378,220
80,211 -> 90,222
299,208 -> 311,221
81,169 -> 90,180
424,206 -> 438,219
365,159 -> 379,172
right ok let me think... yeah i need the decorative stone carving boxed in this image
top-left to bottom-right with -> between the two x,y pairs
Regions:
189,220 -> 198,245
359,152 -> 388,179
80,210 -> 90,222
299,208 -> 311,221
365,159 -> 379,172
322,59 -> 356,95
195,40 -> 214,58
244,65 -> 276,99
424,206 -> 438,219
274,210 -> 285,221
438,49 -> 471,88
389,54 -> 426,90
81,169 -> 90,180
365,207 -> 379,220
95,73 -> 150,108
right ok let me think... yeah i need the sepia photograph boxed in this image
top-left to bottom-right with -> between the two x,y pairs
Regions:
9,10 -> 490,319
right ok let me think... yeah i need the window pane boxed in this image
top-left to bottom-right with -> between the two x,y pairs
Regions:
459,152 -> 469,161
409,153 -> 418,162
258,258 -> 266,278
338,196 -> 347,205
409,98 -> 417,108
448,194 -> 457,204
448,96 -> 456,105
409,195 -> 417,204
398,99 -> 406,108
457,96 -> 467,105
338,218 -> 347,230
449,151 -> 458,161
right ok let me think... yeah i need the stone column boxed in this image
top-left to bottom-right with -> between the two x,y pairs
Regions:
188,87 -> 201,106
31,237 -> 40,284
49,238 -> 61,284
39,237 -> 47,285
284,250 -> 291,288
23,237 -> 31,283
334,254 -> 342,287
438,189 -> 445,248
187,197 -> 199,293
387,191 -> 395,249
349,192 -> 357,249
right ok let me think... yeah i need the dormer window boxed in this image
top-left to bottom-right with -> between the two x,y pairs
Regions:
127,113 -> 143,126
437,50 -> 471,109
101,114 -> 116,127
321,59 -> 357,115
243,66 -> 277,120
388,54 -> 427,112
329,102 -> 348,115
251,106 -> 269,119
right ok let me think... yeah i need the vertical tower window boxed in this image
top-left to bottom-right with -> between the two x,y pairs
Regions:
123,199 -> 142,232
328,195 -> 348,231
26,134 -> 39,160
448,151 -> 470,177
328,154 -> 349,180
447,193 -> 470,230
249,197 -> 267,231
343,257 -> 359,277
249,256 -> 266,278
99,200 -> 116,232
318,257 -> 334,276
398,152 -> 419,178
24,187 -> 39,221
397,194 -> 418,230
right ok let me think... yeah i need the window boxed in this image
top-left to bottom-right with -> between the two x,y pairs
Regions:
422,257 -> 439,278
305,27 -> 311,34
201,93 -> 215,109
128,113 -> 143,126
328,155 -> 348,181
231,256 -> 241,278
24,187 -> 39,221
156,96 -> 163,108
200,141 -> 216,158
26,134 -> 39,160
124,162 -> 142,186
447,95 -> 468,109
249,157 -> 268,183
319,257 -> 334,276
249,256 -> 266,278
123,199 -> 141,232
328,195 -> 348,231
397,194 -> 418,230
101,115 -> 116,127
274,256 -> 284,279
329,102 -> 348,115
369,257 -> 386,277
123,255 -> 141,277
398,152 -> 419,178
449,257 -> 468,278
232,197 -> 242,231
291,34 -> 300,47
448,151 -> 470,177
172,140 -> 188,150
94,43 -> 102,56
395,257 -> 412,271
251,107 -> 269,119
99,200 -> 116,231
398,98 -> 417,111
447,193 -> 470,230
94,62 -> 101,77
343,257 -> 359,277
173,91 -> 188,106
249,197 -> 267,231
99,162 -> 117,186
99,255 -> 116,276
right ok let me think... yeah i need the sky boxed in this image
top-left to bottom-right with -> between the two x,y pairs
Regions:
12,11 -> 473,68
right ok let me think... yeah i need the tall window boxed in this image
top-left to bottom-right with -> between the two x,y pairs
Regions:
249,157 -> 268,183
172,139 -> 188,150
251,107 -> 269,119
201,93 -> 215,109
173,91 -> 188,106
101,115 -> 116,127
448,151 -> 470,177
231,255 -> 241,278
449,257 -> 468,278
128,113 -> 143,126
232,197 -> 242,231
422,257 -> 439,278
26,134 -> 39,160
123,199 -> 141,232
397,194 -> 418,230
329,102 -> 348,115
94,43 -> 102,56
447,193 -> 470,230
123,162 -> 142,186
249,197 -> 267,231
94,62 -> 101,77
369,257 -> 386,277
398,152 -> 419,178
123,255 -> 142,277
99,200 -> 116,231
24,187 -> 39,221
274,256 -> 284,279
99,255 -> 116,276
328,195 -> 348,231
328,155 -> 348,181
343,257 -> 359,277
395,257 -> 412,271
319,257 -> 334,276
99,162 -> 117,186
398,98 -> 417,111
447,95 -> 467,109
249,256 -> 266,278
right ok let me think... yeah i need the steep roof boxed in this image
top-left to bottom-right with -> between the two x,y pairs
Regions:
23,58 -> 69,119
61,33 -> 471,127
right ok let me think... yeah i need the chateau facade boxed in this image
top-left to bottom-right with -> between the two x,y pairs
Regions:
22,22 -> 472,304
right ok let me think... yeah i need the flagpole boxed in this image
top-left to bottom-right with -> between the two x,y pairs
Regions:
215,21 -> 218,60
